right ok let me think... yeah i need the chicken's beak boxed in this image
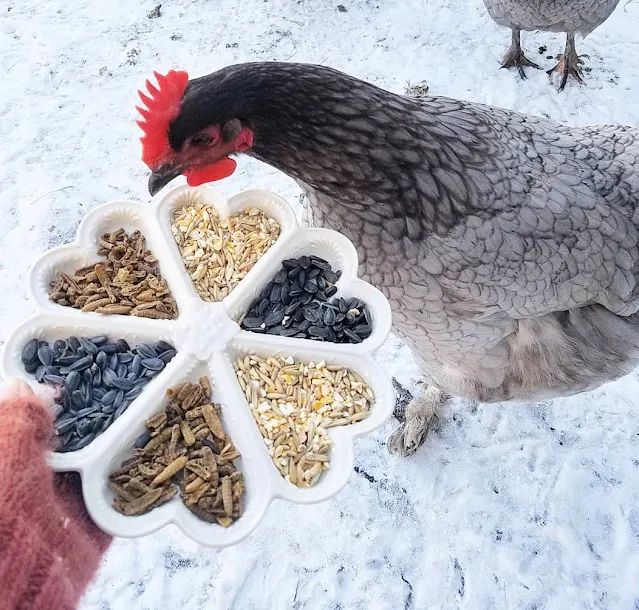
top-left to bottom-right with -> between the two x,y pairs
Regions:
148,164 -> 182,196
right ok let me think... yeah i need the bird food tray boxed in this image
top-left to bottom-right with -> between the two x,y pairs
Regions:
0,183 -> 393,547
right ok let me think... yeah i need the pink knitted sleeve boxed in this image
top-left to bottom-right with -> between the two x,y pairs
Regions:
0,394 -> 111,610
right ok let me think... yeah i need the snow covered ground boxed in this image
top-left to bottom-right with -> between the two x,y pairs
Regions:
2,0 -> 639,607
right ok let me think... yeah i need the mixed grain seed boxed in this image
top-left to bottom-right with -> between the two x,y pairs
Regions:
234,355 -> 373,487
240,256 -> 373,343
171,198 -> 280,302
110,377 -> 244,525
21,336 -> 176,452
49,229 -> 178,319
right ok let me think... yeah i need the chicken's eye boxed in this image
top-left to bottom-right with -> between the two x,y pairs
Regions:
191,133 -> 213,147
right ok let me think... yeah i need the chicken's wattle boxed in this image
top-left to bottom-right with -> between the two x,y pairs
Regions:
183,158 -> 237,186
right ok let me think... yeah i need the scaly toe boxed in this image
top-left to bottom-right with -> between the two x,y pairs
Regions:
387,416 -> 429,457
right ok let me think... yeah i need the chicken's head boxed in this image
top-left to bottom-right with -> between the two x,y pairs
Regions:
137,70 -> 254,195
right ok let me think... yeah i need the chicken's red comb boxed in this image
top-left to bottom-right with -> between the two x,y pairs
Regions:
136,70 -> 189,167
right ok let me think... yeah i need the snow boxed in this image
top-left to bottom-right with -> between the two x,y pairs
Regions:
2,0 -> 639,608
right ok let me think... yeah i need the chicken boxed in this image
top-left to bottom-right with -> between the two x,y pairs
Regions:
483,0 -> 621,88
138,63 -> 639,456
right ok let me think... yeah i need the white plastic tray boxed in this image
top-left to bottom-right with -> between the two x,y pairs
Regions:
0,183 -> 394,547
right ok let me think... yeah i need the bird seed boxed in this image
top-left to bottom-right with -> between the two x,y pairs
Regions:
110,377 -> 245,525
22,336 -> 176,452
239,256 -> 373,343
171,197 -> 280,302
234,355 -> 373,487
49,229 -> 178,319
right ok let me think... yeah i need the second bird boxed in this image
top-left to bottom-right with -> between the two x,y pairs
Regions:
483,0 -> 621,88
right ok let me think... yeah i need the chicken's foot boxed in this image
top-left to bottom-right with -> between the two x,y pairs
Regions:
392,377 -> 413,421
501,29 -> 540,79
387,384 -> 447,457
548,32 -> 587,91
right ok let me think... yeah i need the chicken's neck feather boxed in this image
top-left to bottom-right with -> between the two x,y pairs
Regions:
180,63 -> 493,239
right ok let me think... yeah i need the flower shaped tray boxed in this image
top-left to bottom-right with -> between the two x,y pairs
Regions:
0,183 -> 393,547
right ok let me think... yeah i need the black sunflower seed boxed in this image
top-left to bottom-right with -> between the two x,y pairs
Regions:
75,406 -> 97,418
69,355 -> 93,371
68,336 -> 81,351
131,354 -> 142,377
239,256 -> 373,344
99,415 -> 114,432
24,360 -> 39,374
344,329 -> 363,343
43,374 -> 65,385
355,324 -> 372,338
136,342 -> 156,358
37,345 -> 54,366
134,430 -> 151,448
310,256 -> 330,269
158,349 -> 176,363
126,386 -> 144,401
141,358 -> 164,371
269,284 -> 282,303
114,402 -> 129,419
113,390 -> 125,409
265,310 -> 285,326
103,368 -> 117,387
111,377 -> 134,391
116,338 -> 130,352
101,389 -> 118,405
323,308 -> 337,326
303,308 -> 319,322
21,338 -> 39,364
55,417 -> 77,435
65,371 -> 81,392
57,354 -> 81,366
304,279 -> 318,293
258,298 -> 270,316
79,337 -> 98,355
155,340 -> 173,353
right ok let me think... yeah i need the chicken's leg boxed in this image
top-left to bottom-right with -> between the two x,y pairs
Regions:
500,29 -> 540,79
548,32 -> 586,91
387,384 -> 448,456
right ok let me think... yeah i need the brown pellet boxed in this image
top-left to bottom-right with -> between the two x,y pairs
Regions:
110,377 -> 245,526
49,229 -> 178,319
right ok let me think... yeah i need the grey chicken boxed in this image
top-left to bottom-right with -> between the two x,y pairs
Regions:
139,63 -> 639,456
483,0 -> 621,88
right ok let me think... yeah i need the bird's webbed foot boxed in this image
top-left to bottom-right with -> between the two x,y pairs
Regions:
501,30 -> 540,79
549,33 -> 588,90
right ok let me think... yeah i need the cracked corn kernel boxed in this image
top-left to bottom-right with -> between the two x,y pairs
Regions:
234,356 -> 373,488
171,196 -> 280,302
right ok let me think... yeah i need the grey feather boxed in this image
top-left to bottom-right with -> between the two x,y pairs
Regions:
172,62 -> 639,404
483,0 -> 620,36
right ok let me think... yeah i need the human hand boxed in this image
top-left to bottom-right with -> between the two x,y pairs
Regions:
0,377 -> 111,610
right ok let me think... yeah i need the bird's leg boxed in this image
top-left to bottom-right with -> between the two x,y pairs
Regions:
387,384 -> 448,457
392,377 -> 413,421
548,32 -> 587,90
500,29 -> 540,79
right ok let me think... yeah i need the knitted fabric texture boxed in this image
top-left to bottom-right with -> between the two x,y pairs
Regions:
0,394 -> 111,610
